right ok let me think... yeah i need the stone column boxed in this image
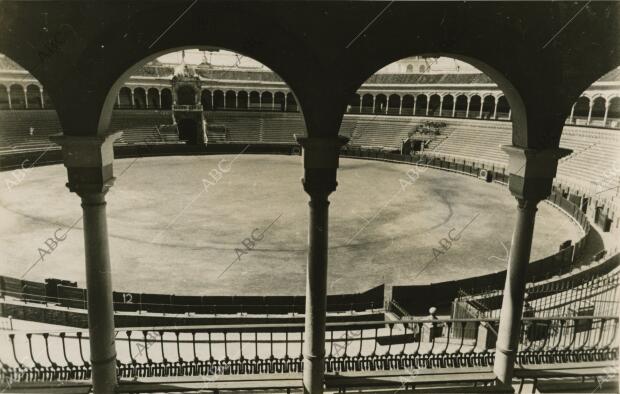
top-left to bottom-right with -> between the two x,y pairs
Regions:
508,109 -> 512,120
235,92 -> 239,109
466,97 -> 472,118
479,97 -> 484,119
50,131 -> 122,394
40,87 -> 45,109
493,99 -> 499,120
7,89 -> 12,109
587,100 -> 593,125
425,95 -> 430,116
23,86 -> 28,109
296,135 -> 348,394
452,100 -> 457,117
494,145 -> 571,385
603,101 -> 610,126
116,93 -> 121,108
438,96 -> 444,117
412,96 -> 417,116
372,95 -> 376,114
130,90 -> 135,109
569,103 -> 575,124
398,97 -> 403,115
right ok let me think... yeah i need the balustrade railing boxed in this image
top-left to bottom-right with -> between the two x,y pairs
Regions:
1,316 -> 616,384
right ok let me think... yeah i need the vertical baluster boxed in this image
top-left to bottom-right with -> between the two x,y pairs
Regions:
43,333 -> 57,367
9,334 -> 24,368
175,331 -> 182,362
224,332 -> 229,360
159,330 -> 166,363
240,330 -> 244,360
191,332 -> 197,362
26,333 -> 40,368
358,329 -> 364,357
413,322 -> 422,355
328,330 -> 334,358
60,333 -> 72,367
208,332 -> 213,361
143,331 -> 151,363
254,332 -> 258,361
284,331 -> 288,359
77,332 -> 89,366
127,331 -> 135,364
269,331 -> 273,359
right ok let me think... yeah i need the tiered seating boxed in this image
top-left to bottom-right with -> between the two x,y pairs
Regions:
429,119 -> 511,164
345,115 -> 419,149
206,111 -> 307,143
556,127 -> 620,188
109,110 -> 173,144
0,110 -> 62,152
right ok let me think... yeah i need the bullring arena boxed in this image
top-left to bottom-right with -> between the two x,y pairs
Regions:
0,3 -> 620,393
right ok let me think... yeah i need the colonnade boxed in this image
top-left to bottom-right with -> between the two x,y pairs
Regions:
0,83 -> 46,109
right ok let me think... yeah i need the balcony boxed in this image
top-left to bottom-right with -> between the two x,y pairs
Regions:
1,316 -> 617,393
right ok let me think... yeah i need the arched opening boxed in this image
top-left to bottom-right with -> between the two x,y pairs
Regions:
428,94 -> 441,116
201,89 -> 212,109
0,84 -> 8,109
401,95 -> 414,116
406,64 -> 413,73
572,96 -> 590,124
274,91 -> 286,111
348,93 -> 361,114
118,87 -> 133,109
261,91 -> 273,110
361,94 -> 374,114
133,87 -> 147,109
249,91 -> 260,110
496,96 -> 511,119
455,95 -> 468,118
414,94 -> 427,116
177,118 -> 199,144
608,97 -> 620,127
374,94 -> 387,114
225,90 -> 237,109
147,88 -> 160,109
26,85 -> 42,109
161,88 -> 172,110
468,95 -> 481,118
387,94 -> 401,115
482,95 -> 495,120
177,86 -> 197,106
441,95 -> 454,117
590,97 -> 606,124
213,90 -> 224,110
9,84 -> 26,109
237,91 -> 249,110
286,92 -> 298,112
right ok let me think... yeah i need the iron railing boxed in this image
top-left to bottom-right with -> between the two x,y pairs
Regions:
1,316 -> 617,384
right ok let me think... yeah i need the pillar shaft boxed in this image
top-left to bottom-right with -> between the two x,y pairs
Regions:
24,87 -> 28,109
40,88 -> 45,109
425,96 -> 430,115
493,199 -> 538,383
51,131 -> 122,394
296,135 -> 348,394
494,144 -> 571,385
587,101 -> 593,124
412,97 -> 417,115
466,97 -> 471,118
603,103 -> 609,126
303,195 -> 330,394
493,100 -> 498,119
81,192 -> 118,393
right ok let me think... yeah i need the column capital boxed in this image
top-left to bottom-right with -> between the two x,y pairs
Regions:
501,145 -> 571,202
50,131 -> 122,196
295,135 -> 349,197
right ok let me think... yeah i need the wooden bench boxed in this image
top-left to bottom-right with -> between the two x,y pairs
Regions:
514,361 -> 618,393
324,366 -> 506,393
117,373 -> 303,393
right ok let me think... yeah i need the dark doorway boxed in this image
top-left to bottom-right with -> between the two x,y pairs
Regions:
178,118 -> 199,144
